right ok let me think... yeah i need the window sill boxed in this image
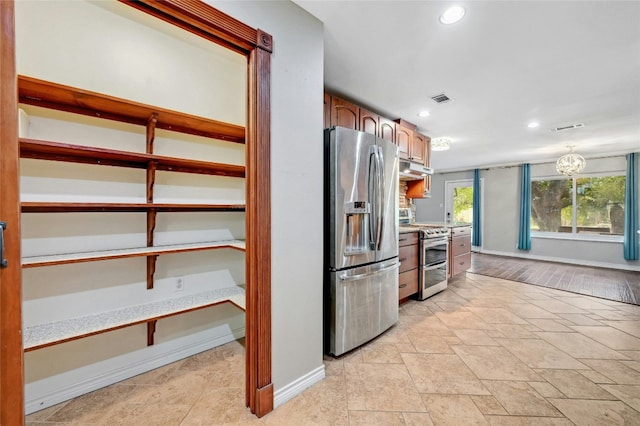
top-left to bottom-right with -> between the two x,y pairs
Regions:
532,232 -> 623,243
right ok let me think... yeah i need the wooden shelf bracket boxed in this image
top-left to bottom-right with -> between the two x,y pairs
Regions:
147,319 -> 157,346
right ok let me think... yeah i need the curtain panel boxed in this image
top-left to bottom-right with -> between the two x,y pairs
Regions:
517,163 -> 531,251
624,152 -> 639,260
472,168 -> 482,247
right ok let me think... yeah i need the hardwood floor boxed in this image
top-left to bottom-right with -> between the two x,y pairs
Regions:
469,253 -> 640,305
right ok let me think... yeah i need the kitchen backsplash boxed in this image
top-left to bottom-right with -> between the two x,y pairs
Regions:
399,181 -> 417,220
399,181 -> 408,207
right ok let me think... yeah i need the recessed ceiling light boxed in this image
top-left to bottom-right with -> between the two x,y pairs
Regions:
527,122 -> 540,129
440,6 -> 465,25
418,110 -> 430,118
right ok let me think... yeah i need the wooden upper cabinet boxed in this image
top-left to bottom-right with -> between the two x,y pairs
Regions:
394,120 -> 415,160
359,107 -> 378,136
406,175 -> 431,199
324,93 -> 331,129
330,96 -> 358,130
326,95 -> 431,172
378,117 -> 395,143
411,132 -> 430,166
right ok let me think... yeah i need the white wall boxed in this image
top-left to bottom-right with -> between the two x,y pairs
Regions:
416,156 -> 640,270
208,1 -> 326,405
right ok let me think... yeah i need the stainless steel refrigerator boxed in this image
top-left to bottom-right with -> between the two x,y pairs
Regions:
324,126 -> 400,356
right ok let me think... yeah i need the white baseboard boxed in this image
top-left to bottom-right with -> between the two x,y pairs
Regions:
477,249 -> 640,272
25,327 -> 245,415
274,364 -> 326,408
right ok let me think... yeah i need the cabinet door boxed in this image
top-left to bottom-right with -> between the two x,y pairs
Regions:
330,96 -> 358,130
451,235 -> 471,257
378,117 -> 395,143
398,243 -> 419,273
411,133 -> 428,165
452,253 -> 472,276
395,124 -> 412,160
359,107 -> 378,136
399,268 -> 419,299
406,176 -> 431,199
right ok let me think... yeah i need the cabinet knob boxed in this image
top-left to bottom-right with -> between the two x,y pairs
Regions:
399,284 -> 408,288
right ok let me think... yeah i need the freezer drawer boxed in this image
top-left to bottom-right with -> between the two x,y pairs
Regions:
327,259 -> 400,356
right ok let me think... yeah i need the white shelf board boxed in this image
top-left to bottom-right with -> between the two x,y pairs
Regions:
24,286 -> 246,350
22,239 -> 246,267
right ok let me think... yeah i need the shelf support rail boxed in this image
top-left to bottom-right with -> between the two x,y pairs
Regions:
146,114 -> 158,289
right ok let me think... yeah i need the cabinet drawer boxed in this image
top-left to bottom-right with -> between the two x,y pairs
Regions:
399,231 -> 418,246
399,268 -> 419,299
399,244 -> 419,273
451,235 -> 471,257
451,226 -> 471,237
451,252 -> 471,276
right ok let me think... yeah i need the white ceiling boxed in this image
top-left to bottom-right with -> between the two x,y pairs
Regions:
294,0 -> 640,172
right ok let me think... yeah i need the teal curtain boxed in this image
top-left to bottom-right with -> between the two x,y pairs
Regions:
624,152 -> 639,260
472,169 -> 482,246
517,163 -> 531,250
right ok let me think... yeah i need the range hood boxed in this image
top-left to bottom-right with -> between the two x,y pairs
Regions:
399,160 -> 433,180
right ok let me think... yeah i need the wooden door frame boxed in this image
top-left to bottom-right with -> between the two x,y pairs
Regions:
0,1 -> 24,424
0,0 -> 273,420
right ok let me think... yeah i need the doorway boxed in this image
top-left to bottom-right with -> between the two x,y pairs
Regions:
0,0 -> 273,421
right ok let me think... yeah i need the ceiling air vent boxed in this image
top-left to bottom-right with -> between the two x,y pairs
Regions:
552,123 -> 585,132
431,93 -> 452,104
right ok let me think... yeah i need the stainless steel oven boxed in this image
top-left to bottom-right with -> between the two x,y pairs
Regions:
417,228 -> 449,300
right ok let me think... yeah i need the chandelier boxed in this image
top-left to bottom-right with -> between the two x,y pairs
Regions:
556,145 -> 586,176
431,138 -> 451,151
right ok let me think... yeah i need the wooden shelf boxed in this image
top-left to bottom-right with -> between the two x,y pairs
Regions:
22,240 -> 246,268
21,202 -> 246,213
24,285 -> 246,351
18,76 -> 245,143
20,139 -> 245,178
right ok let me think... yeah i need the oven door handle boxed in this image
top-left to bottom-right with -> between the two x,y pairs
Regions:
339,261 -> 400,282
422,238 -> 448,248
422,262 -> 447,271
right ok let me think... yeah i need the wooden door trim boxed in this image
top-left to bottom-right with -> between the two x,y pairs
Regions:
0,1 -> 25,424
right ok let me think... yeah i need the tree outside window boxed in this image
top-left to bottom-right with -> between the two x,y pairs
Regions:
531,175 -> 625,235
453,186 -> 473,223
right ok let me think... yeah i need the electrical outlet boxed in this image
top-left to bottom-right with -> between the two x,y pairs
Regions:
175,277 -> 185,292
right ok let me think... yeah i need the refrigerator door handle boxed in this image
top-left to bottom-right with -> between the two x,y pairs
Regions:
368,147 -> 377,250
375,146 -> 385,250
338,261 -> 401,282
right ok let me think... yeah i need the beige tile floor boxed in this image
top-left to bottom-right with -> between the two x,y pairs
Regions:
27,273 -> 640,425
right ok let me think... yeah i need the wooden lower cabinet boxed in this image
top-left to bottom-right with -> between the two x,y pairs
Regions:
398,231 -> 419,301
448,225 -> 471,277
399,268 -> 419,299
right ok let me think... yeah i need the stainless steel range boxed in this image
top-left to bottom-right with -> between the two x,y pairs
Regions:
414,226 -> 449,300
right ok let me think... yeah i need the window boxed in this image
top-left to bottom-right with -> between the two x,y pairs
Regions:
531,175 -> 625,236
453,185 -> 474,223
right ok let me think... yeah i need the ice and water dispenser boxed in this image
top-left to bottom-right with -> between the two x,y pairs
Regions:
344,201 -> 371,255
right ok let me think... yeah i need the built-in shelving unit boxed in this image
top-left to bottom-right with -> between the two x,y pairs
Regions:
19,75 -> 247,350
